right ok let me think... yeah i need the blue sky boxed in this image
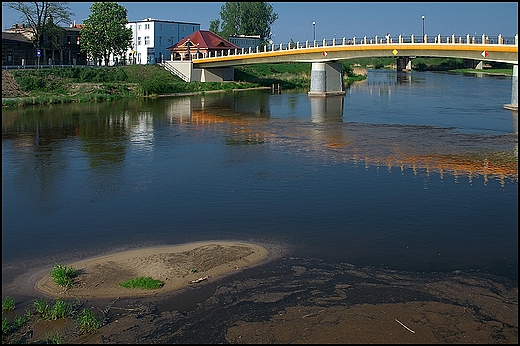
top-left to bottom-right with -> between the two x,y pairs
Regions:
2,2 -> 518,44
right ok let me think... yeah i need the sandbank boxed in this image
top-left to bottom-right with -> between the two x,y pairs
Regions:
35,241 -> 270,298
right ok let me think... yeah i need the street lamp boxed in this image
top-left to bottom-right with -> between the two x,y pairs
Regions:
312,21 -> 316,42
421,15 -> 425,42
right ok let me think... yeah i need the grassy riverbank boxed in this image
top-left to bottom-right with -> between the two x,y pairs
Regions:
1,65 -> 260,108
2,63 -> 367,108
2,58 -> 512,108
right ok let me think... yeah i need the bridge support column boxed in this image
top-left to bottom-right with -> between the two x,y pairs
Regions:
397,57 -> 412,71
200,67 -> 234,82
308,62 -> 346,96
504,64 -> 518,111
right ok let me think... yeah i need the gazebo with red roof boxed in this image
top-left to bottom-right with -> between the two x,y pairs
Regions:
167,30 -> 240,61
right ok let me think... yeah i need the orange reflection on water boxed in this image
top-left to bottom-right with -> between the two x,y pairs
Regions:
177,110 -> 518,184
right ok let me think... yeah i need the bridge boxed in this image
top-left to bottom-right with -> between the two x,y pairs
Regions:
162,33 -> 518,109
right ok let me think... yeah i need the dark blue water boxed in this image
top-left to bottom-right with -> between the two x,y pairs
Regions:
2,70 -> 518,287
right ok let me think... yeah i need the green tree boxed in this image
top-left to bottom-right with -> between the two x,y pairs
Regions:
212,2 -> 278,44
80,2 -> 132,66
4,2 -> 73,50
209,18 -> 221,36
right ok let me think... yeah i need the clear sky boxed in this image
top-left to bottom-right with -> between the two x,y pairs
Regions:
2,2 -> 518,44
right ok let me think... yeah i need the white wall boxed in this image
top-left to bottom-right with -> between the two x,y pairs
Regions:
124,19 -> 200,65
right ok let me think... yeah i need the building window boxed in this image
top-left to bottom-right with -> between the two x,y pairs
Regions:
138,37 -> 141,45
67,36 -> 71,45
193,27 -> 195,32
138,24 -> 141,30
145,24 -> 150,30
160,24 -> 163,30
144,36 -> 150,45
182,25 -> 185,32
76,36 -> 80,45
172,25 -> 175,30
159,36 -> 162,46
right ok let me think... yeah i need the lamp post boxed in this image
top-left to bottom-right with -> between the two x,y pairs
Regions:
421,15 -> 425,42
312,21 -> 316,42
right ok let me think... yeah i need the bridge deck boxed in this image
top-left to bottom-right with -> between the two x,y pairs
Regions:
191,36 -> 518,68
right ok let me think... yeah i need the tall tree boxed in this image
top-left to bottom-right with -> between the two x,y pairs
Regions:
4,2 -> 73,49
212,2 -> 278,44
80,2 -> 132,66
208,18 -> 221,36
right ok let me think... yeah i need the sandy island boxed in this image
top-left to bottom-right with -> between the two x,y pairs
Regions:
35,241 -> 270,298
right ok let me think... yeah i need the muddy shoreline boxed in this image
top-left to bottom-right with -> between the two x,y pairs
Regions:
2,242 -> 518,344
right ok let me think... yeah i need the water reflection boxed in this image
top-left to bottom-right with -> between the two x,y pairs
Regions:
2,92 -> 518,191
309,96 -> 344,122
396,71 -> 412,84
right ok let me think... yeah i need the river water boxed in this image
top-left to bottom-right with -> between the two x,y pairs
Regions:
2,70 -> 518,343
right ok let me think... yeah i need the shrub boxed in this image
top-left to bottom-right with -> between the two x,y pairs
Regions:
77,308 -> 102,334
2,296 -> 15,312
2,316 -> 11,336
16,75 -> 46,91
32,298 -> 73,320
50,263 -> 76,288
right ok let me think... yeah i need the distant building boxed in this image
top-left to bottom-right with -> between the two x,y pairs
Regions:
125,18 -> 200,65
2,31 -> 34,66
227,35 -> 261,50
167,30 -> 240,60
3,22 -> 87,66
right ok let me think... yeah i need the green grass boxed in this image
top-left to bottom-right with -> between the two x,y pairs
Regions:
2,297 -> 106,343
2,296 -> 15,312
450,68 -> 513,75
32,298 -> 73,320
50,263 -> 76,288
45,330 -> 66,344
77,308 -> 102,334
1,313 -> 27,340
119,277 -> 165,290
2,316 -> 11,336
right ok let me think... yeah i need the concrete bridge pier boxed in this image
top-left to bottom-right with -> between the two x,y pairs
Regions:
397,57 -> 412,71
197,66 -> 234,82
463,59 -> 484,69
504,64 -> 518,111
308,62 -> 346,96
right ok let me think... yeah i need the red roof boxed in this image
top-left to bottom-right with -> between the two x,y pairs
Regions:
167,30 -> 240,50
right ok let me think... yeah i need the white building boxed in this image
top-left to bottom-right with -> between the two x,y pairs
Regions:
125,18 -> 200,65
228,35 -> 261,50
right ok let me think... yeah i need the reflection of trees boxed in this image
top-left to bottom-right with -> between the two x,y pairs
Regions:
2,109 -> 82,212
79,115 -> 128,168
2,100 -> 149,208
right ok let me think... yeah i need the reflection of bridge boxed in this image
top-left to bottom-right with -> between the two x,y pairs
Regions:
163,95 -> 518,185
163,34 -> 518,108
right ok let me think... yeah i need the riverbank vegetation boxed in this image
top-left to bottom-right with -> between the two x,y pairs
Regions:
2,58 -> 512,109
2,64 -> 261,108
2,296 -> 104,344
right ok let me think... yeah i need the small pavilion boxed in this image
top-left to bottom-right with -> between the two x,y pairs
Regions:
167,30 -> 240,61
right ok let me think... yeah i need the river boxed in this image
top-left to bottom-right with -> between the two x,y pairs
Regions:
2,69 -> 518,343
